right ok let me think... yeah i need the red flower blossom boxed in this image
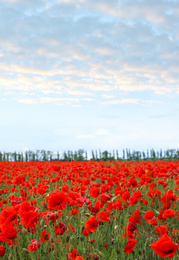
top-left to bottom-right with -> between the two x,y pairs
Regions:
41,211 -> 57,223
40,230 -> 50,243
0,226 -> 17,241
68,248 -> 80,259
28,240 -> 40,252
148,217 -> 157,226
70,208 -> 79,216
0,206 -> 17,227
87,239 -> 95,244
151,233 -> 178,258
129,191 -> 141,206
0,245 -> 5,256
89,187 -> 100,198
83,216 -> 99,237
13,174 -> 26,185
55,222 -> 66,235
162,209 -> 175,220
144,210 -> 154,221
128,209 -> 142,224
124,239 -> 137,254
47,192 -> 68,210
75,257 -> 86,260
19,210 -> 41,228
97,211 -> 110,224
156,225 -> 169,236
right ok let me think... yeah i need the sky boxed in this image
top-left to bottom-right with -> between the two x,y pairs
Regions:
0,0 -> 179,154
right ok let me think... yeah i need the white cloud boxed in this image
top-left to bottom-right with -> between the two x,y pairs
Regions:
0,0 -> 178,106
18,98 -> 38,104
101,98 -> 139,105
76,134 -> 95,140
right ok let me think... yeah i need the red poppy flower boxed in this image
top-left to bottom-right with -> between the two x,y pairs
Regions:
0,245 -> 5,256
144,210 -> 154,221
83,216 -> 99,237
68,248 -> 80,259
128,209 -> 142,224
0,225 -> 17,240
0,206 -> 17,227
162,209 -> 175,220
148,217 -> 157,226
70,208 -> 79,216
40,230 -> 50,243
55,222 -> 66,235
122,191 -> 130,201
89,187 -> 100,198
151,233 -> 178,258
156,225 -> 169,236
129,191 -> 141,206
19,210 -> 41,228
127,222 -> 137,231
47,192 -> 68,210
28,240 -> 40,252
87,239 -> 95,244
75,257 -> 86,260
124,239 -> 137,254
41,211 -> 56,223
126,178 -> 138,187
13,175 -> 26,185
97,211 -> 110,224
148,190 -> 161,199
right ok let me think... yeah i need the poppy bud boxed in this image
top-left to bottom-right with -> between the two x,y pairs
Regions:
40,218 -> 45,227
97,251 -> 104,257
22,228 -> 27,236
66,236 -> 70,243
111,239 -> 116,244
52,251 -> 57,258
114,225 -> 119,230
85,213 -> 91,216
23,248 -> 29,253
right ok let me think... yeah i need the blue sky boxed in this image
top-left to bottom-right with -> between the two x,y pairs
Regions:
0,0 -> 179,153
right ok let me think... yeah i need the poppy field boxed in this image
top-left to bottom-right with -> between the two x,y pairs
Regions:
0,160 -> 179,259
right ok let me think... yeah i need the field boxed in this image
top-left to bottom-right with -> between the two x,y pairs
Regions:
0,160 -> 179,259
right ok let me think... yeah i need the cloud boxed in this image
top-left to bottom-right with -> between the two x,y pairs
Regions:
0,0 -> 178,106
76,134 -> 95,140
101,98 -> 139,105
18,98 -> 38,104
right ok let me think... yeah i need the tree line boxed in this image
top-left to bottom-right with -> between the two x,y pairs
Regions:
0,148 -> 179,162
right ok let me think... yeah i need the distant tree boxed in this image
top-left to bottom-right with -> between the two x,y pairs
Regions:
147,150 -> 149,159
77,149 -> 84,161
74,151 -> 78,161
2,152 -> 6,162
123,149 -> 125,160
85,151 -> 88,160
116,150 -> 119,160
57,151 -> 60,161
63,151 -> 68,161
91,150 -> 95,160
21,152 -> 24,162
150,149 -> 156,160
112,150 -> 115,160
102,151 -> 108,161
99,149 -> 102,160
142,151 -> 146,159
95,150 -> 98,160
